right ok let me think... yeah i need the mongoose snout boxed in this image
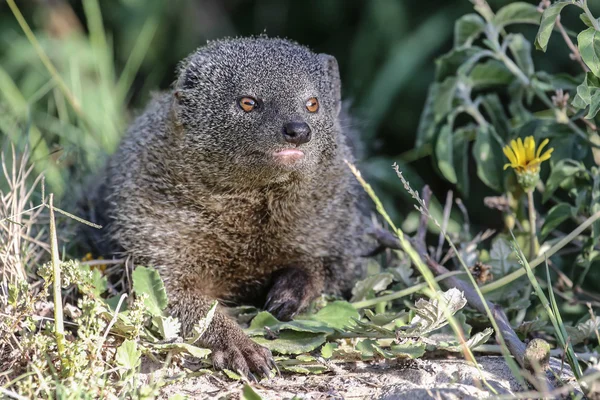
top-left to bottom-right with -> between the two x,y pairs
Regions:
84,36 -> 370,378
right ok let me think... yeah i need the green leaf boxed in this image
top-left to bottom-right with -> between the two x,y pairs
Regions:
544,159 -> 587,202
132,266 -> 168,316
541,203 -> 574,240
152,342 -> 211,358
480,94 -> 511,140
565,317 -> 600,345
186,301 -> 218,344
242,385 -> 263,400
535,1 -> 574,52
115,339 -> 142,373
473,125 -> 505,192
433,77 -> 458,123
493,2 -> 541,28
310,301 -> 360,330
508,34 -> 534,78
152,315 -> 181,341
468,60 -> 513,88
578,27 -> 600,78
435,47 -> 482,81
488,237 -> 520,276
580,13 -> 599,28
350,272 -> 394,302
321,342 -> 338,359
435,124 -> 457,184
397,288 -> 467,337
572,72 -> 600,119
454,14 -> 486,48
81,265 -> 108,298
415,83 -> 440,149
452,127 -> 472,195
249,311 -> 280,330
223,369 -> 242,380
252,331 -> 328,355
389,340 -> 427,359
439,328 -> 494,352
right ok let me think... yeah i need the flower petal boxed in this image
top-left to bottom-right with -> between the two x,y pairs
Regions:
525,136 -> 535,162
503,163 -> 513,170
538,148 -> 554,162
503,146 -> 518,166
510,140 -> 521,164
536,138 -> 549,159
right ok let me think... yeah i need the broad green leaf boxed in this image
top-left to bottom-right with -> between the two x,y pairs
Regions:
152,342 -> 211,358
132,266 -> 168,316
281,364 -> 328,374
321,342 -> 338,359
223,369 -> 242,380
572,72 -> 600,119
397,288 -> 467,337
541,203 -> 574,240
435,124 -> 457,184
454,14 -> 485,48
435,47 -> 482,81
473,125 -> 505,192
186,301 -> 218,344
453,126 -> 473,195
115,339 -> 141,373
415,83 -> 440,149
580,13 -> 599,28
350,272 -> 394,302
242,385 -> 263,400
468,60 -> 513,88
493,2 -> 541,27
81,265 -> 108,298
433,77 -> 458,123
488,237 -> 520,276
389,340 -> 427,359
439,328 -> 494,352
508,34 -> 534,78
565,317 -> 600,345
247,312 -> 334,336
481,94 -> 511,140
544,159 -> 588,202
535,1 -> 574,52
152,315 -> 181,341
578,27 -> 600,78
249,311 -> 279,330
310,301 -> 360,330
252,331 -> 327,354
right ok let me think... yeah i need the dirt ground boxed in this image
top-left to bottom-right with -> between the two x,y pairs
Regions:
141,356 -> 578,399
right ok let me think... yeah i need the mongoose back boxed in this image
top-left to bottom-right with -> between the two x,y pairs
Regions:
86,36 -> 368,376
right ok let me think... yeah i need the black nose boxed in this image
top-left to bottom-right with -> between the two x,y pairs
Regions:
282,122 -> 312,145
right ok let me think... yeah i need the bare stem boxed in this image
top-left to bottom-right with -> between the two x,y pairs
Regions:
49,194 -> 65,364
527,190 -> 538,261
556,16 -> 590,72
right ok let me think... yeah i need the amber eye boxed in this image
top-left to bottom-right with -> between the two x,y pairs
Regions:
239,97 -> 257,112
305,97 -> 319,113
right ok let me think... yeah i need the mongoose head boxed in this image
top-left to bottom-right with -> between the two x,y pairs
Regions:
171,37 -> 342,187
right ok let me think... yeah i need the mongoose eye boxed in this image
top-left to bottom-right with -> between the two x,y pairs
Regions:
305,97 -> 319,113
239,97 -> 258,112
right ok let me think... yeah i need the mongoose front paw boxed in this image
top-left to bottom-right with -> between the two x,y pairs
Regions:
211,336 -> 276,379
265,267 -> 313,321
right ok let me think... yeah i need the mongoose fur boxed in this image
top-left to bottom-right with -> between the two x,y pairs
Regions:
84,37 -> 369,376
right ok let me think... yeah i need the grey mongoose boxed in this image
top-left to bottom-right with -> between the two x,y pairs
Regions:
84,36 -> 369,377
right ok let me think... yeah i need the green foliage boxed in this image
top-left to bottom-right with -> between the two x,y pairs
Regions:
132,266 -> 169,316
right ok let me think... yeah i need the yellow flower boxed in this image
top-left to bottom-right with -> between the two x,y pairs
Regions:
503,136 -> 553,191
503,136 -> 553,174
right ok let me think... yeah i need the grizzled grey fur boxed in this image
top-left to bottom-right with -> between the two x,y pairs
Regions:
85,37 -> 369,376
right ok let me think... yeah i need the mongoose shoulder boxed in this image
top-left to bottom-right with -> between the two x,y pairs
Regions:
86,36 -> 369,376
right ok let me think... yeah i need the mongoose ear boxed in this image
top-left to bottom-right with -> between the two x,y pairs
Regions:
318,54 -> 341,117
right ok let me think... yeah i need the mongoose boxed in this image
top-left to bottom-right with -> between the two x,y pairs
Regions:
84,36 -> 369,377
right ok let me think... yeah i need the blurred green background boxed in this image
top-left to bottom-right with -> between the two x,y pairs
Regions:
0,0 -> 595,232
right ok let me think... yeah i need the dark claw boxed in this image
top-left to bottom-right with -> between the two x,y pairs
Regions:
269,358 -> 281,376
243,371 -> 258,383
258,365 -> 272,379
